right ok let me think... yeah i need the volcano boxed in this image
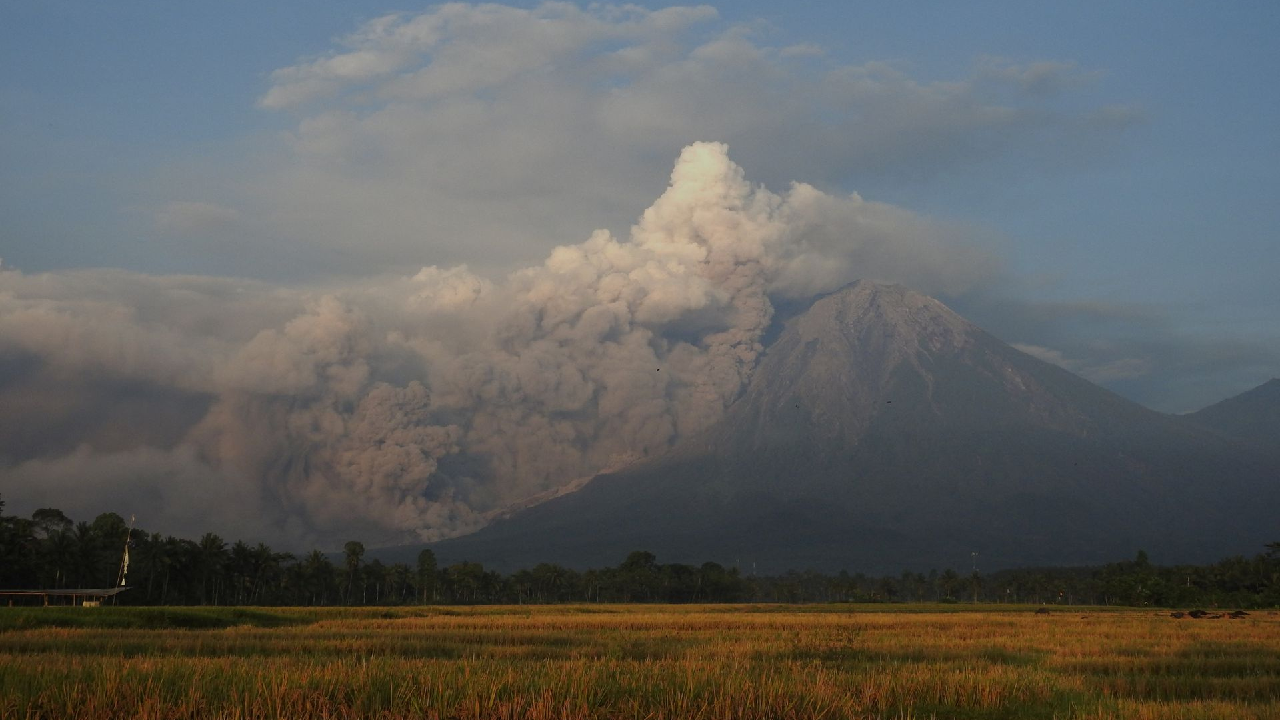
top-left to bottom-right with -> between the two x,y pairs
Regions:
397,281 -> 1278,574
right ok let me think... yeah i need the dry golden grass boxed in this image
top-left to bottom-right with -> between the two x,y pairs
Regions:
1,605 -> 1277,719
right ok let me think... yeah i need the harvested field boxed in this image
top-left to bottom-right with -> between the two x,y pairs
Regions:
2,605 -> 1278,719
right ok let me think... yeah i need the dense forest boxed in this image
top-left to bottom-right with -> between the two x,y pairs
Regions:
2,497 -> 1278,608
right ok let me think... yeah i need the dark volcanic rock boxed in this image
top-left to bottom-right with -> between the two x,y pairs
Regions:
386,281 -> 1279,574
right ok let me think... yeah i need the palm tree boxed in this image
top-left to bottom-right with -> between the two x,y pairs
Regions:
365,560 -> 387,604
197,533 -> 229,605
417,549 -> 437,603
71,522 -> 97,588
40,529 -> 76,589
132,533 -> 164,602
246,543 -> 290,605
264,549 -> 296,604
228,541 -> 255,605
302,550 -> 336,605
343,541 -> 365,605
389,563 -> 412,604
156,536 -> 187,604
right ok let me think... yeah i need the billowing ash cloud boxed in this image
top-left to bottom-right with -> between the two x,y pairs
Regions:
0,143 -> 996,547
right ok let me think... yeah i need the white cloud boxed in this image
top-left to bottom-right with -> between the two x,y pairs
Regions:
176,2 -> 1136,279
260,4 -> 720,109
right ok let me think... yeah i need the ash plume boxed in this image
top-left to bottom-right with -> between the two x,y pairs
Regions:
0,143 -> 995,547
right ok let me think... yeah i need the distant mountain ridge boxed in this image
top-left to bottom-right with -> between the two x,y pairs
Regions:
377,281 -> 1279,574
1186,378 -> 1280,449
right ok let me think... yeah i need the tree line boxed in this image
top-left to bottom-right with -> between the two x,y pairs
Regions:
2,498 -> 1278,607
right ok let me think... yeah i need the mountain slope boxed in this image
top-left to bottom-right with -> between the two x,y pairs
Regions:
1186,379 -> 1280,449
401,282 -> 1278,574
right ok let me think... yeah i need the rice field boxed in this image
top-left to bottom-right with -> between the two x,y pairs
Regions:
2,604 -> 1278,719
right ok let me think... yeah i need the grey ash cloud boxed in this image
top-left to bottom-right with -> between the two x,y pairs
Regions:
0,143 -> 997,548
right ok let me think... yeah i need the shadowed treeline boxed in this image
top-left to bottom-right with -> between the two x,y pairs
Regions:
2,497 -> 1278,608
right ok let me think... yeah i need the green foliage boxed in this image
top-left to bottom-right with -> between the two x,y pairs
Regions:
416,548 -> 437,603
30,508 -> 72,539
2,501 -> 1278,609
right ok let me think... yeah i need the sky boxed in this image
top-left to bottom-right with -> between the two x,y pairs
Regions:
1,1 -> 1277,545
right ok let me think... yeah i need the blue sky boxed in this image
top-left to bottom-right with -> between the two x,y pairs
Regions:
2,1 -> 1278,411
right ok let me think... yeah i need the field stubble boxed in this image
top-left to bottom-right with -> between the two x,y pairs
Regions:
1,605 -> 1277,719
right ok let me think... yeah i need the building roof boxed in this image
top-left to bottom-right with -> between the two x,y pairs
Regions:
0,587 -> 130,597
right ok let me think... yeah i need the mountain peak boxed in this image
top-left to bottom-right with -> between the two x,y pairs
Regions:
413,282 -> 1280,574
718,282 -> 986,451
794,280 -> 975,353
